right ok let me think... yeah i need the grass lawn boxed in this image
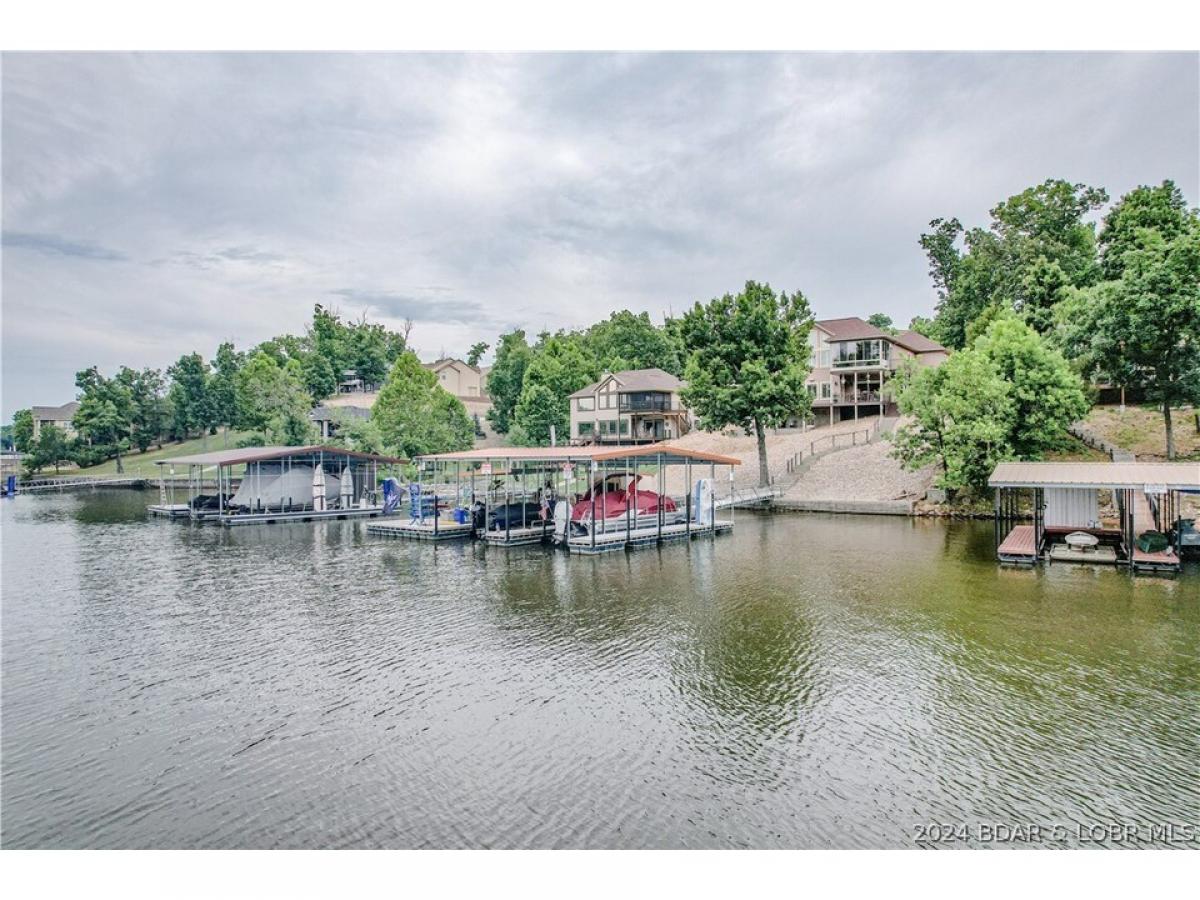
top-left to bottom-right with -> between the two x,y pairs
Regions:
1084,404 -> 1200,460
57,429 -> 253,478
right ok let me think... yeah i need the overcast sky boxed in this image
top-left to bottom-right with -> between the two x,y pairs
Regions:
2,52 -> 1197,419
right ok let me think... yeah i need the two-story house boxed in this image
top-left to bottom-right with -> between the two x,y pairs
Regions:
805,318 -> 948,424
30,401 -> 80,441
569,368 -> 692,444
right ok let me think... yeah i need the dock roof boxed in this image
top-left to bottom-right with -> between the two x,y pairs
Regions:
417,442 -> 740,467
989,461 -> 1200,490
155,445 -> 406,467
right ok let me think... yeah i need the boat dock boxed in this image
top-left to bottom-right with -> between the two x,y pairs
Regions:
147,445 -> 404,526
989,461 -> 1198,574
373,443 -> 741,555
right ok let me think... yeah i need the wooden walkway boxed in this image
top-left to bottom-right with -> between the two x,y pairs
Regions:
997,524 -> 1039,563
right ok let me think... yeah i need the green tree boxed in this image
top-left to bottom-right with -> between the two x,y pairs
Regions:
1099,180 -> 1192,280
923,180 -> 1108,347
485,329 -> 533,433
867,313 -> 896,334
12,409 -> 34,453
73,366 -> 134,473
167,352 -> 214,442
907,316 -> 936,338
371,351 -> 474,458
890,352 -> 1016,496
585,310 -> 684,375
235,351 -> 316,445
299,351 -> 338,401
679,281 -> 814,487
466,341 -> 490,367
119,367 -> 169,452
347,320 -> 393,388
25,423 -> 69,475
209,342 -> 243,430
1060,217 -> 1200,459
512,332 -> 599,445
972,313 -> 1090,459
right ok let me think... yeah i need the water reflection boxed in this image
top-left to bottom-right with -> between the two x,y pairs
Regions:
1,491 -> 1196,848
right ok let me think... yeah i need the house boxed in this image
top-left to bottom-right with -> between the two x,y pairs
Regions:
309,404 -> 371,440
569,368 -> 692,444
423,358 -> 489,399
804,318 -> 948,425
30,401 -> 80,441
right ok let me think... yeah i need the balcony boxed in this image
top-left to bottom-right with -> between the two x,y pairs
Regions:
619,394 -> 673,413
831,355 -> 887,370
831,390 -> 883,405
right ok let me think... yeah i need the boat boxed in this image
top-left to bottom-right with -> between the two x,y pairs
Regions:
570,473 -> 678,530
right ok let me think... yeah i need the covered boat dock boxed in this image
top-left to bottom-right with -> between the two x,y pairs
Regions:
367,443 -> 740,554
148,445 -> 405,526
989,461 -> 1200,573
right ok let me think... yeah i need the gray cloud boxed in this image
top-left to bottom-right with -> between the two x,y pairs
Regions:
2,52 -> 1198,420
2,230 -> 127,261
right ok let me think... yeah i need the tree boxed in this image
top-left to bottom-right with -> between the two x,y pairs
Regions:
73,366 -> 134,473
119,367 -> 169,452
585,310 -> 684,375
12,409 -> 34,453
25,424 -> 68,475
512,332 -> 599,445
209,342 -> 243,430
907,316 -> 936,338
466,341 -> 490,367
1099,180 -> 1191,280
235,351 -> 316,445
1060,217 -> 1200,459
485,329 -> 533,433
679,281 -> 814,487
167,352 -> 214,442
890,352 -> 1016,497
371,351 -> 474,458
972,313 -> 1090,459
299,351 -> 338,401
922,180 -> 1108,347
866,313 -> 896,334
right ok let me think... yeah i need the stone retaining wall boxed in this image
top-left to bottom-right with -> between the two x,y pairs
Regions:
772,498 -> 915,516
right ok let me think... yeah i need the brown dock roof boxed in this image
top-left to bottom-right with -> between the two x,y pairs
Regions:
417,442 -> 740,467
155,445 -> 406,467
989,461 -> 1200,490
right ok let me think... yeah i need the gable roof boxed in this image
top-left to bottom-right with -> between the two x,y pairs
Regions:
31,401 -> 80,421
814,317 -> 889,341
424,357 -> 479,374
892,330 -> 946,353
569,368 -> 684,399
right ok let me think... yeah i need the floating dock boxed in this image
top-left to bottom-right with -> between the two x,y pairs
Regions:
989,461 -> 1198,575
376,442 -> 742,555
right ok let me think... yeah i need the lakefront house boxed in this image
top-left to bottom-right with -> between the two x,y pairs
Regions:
30,401 -> 80,441
804,318 -> 948,425
569,368 -> 693,444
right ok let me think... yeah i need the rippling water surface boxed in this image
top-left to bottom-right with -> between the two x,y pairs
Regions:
2,490 -> 1197,848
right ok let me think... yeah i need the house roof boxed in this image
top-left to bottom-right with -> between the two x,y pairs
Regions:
891,330 -> 946,354
417,441 -> 739,467
424,357 -> 479,374
989,461 -> 1200,490
155,445 -> 406,467
31,401 -> 80,421
569,368 -> 684,399
814,317 -> 889,341
310,405 -> 372,422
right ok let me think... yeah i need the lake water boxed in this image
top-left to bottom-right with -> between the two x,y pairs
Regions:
2,490 -> 1197,848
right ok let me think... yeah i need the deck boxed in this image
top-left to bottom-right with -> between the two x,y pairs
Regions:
1131,547 -> 1181,573
220,506 -> 385,527
997,524 -> 1039,564
366,519 -> 472,541
568,519 -> 734,554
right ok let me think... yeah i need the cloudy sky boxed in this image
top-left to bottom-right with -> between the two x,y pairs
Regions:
2,52 -> 1197,419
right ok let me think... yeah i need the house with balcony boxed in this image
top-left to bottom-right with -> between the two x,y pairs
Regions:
30,401 -> 80,441
569,368 -> 692,444
805,318 -> 948,424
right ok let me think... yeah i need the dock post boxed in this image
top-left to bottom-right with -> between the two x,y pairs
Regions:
625,456 -> 631,547
656,453 -> 663,544
685,457 -> 692,539
710,461 -> 716,537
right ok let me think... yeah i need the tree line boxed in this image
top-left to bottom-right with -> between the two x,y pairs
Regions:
10,305 -> 474,475
893,178 -> 1199,494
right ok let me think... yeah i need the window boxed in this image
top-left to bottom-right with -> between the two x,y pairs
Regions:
619,419 -> 629,434
820,382 -> 831,399
816,348 -> 831,368
577,422 -> 594,437
577,397 -> 595,411
806,383 -> 817,397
